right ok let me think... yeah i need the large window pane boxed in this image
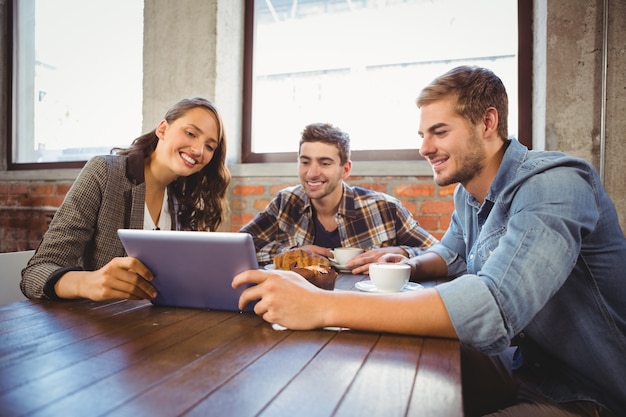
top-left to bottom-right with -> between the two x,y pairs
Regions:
12,0 -> 143,165
247,0 -> 518,159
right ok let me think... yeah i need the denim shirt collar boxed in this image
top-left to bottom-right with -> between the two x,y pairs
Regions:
466,138 -> 521,215
483,138 -> 523,203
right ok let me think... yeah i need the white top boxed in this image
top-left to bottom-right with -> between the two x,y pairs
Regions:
143,188 -> 172,231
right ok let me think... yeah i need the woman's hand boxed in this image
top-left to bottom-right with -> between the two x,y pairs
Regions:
55,257 -> 157,301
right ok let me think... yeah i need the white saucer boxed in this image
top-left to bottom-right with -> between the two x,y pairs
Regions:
355,280 -> 423,293
330,260 -> 352,272
332,265 -> 353,272
263,264 -> 276,270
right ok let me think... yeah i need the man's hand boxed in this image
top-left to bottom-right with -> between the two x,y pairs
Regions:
345,247 -> 408,274
233,269 -> 329,330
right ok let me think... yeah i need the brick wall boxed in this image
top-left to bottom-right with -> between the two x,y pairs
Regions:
0,175 -> 454,253
0,181 -> 71,252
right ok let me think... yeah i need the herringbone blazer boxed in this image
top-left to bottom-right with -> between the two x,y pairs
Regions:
20,153 -> 173,299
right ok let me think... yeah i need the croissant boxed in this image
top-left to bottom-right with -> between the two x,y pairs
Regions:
273,248 -> 331,270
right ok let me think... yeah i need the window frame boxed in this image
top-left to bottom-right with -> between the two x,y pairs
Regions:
4,0 -> 142,172
5,0 -> 85,170
241,0 -> 533,163
3,1 -> 533,171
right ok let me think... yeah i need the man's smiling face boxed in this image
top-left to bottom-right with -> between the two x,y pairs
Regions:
298,141 -> 350,202
418,97 -> 486,188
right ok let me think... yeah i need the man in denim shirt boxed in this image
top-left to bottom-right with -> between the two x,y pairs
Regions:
234,66 -> 626,416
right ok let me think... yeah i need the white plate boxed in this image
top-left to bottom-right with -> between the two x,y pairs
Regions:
266,263 -> 341,271
355,280 -> 423,293
272,323 -> 349,332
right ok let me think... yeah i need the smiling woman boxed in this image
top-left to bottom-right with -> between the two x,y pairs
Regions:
20,98 -> 232,302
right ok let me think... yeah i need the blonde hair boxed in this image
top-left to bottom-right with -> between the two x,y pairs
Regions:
417,66 -> 509,140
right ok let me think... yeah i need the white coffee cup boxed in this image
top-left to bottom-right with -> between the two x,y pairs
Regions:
369,263 -> 411,292
330,247 -> 364,265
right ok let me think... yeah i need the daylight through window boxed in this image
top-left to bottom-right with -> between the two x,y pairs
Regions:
12,0 -> 143,165
248,0 -> 518,158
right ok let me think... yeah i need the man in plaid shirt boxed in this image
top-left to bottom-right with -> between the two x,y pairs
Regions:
240,123 -> 438,273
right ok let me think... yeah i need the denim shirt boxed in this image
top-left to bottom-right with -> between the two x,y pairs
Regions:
429,139 -> 626,412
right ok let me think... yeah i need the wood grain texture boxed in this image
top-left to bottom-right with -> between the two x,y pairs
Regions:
0,275 -> 462,416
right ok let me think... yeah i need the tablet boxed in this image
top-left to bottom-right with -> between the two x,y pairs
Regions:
117,229 -> 258,311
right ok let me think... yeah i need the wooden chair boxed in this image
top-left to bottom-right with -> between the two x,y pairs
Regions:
0,250 -> 35,306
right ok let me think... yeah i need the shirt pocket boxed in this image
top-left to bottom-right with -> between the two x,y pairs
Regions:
474,226 -> 507,265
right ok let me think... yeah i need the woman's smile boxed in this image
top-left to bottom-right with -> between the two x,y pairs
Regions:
180,151 -> 198,167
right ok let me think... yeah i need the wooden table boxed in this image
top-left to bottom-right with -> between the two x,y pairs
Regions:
0,274 -> 462,416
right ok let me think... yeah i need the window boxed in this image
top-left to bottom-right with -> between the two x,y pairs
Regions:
243,0 -> 531,163
9,0 -> 143,169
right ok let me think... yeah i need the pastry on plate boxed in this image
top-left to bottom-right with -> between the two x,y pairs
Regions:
273,248 -> 331,270
291,265 -> 338,290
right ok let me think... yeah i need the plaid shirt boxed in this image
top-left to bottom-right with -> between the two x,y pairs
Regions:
240,183 -> 439,264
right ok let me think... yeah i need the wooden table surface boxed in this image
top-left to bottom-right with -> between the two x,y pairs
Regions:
0,274 -> 462,417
